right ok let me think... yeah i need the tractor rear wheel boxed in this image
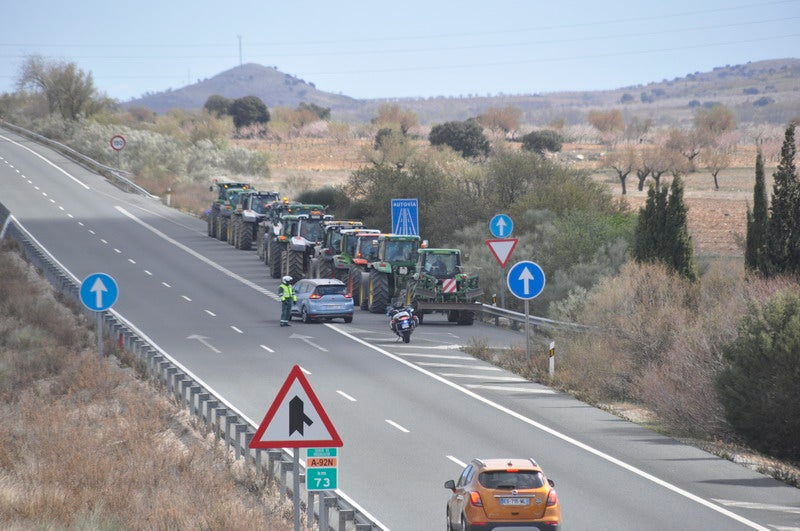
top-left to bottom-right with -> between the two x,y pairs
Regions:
217,216 -> 228,242
240,222 -> 253,250
368,270 -> 390,314
207,210 -> 216,237
284,250 -> 305,281
268,240 -> 282,278
317,259 -> 334,279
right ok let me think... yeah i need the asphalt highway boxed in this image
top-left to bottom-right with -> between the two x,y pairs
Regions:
2,127 -> 799,530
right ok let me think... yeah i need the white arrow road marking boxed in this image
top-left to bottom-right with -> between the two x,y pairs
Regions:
187,334 -> 221,354
90,277 -> 108,308
289,333 -> 328,352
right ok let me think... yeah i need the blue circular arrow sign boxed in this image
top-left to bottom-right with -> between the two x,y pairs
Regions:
80,273 -> 119,311
506,261 -> 546,300
489,214 -> 513,238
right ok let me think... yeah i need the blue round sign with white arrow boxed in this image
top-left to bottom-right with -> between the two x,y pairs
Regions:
80,273 -> 119,311
489,214 -> 513,238
506,261 -> 546,300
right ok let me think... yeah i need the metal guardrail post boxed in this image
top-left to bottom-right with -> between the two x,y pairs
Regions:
235,424 -> 248,459
339,509 -> 354,529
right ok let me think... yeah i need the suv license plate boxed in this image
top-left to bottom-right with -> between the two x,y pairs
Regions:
500,498 -> 529,506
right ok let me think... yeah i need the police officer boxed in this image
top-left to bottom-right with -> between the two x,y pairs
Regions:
279,275 -> 296,326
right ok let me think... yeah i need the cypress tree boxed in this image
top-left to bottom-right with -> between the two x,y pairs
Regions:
665,176 -> 698,281
745,149 -> 769,272
765,122 -> 798,275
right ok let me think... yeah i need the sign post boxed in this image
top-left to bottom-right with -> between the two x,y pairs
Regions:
489,214 -> 515,308
250,365 -> 342,531
506,261 -> 546,360
79,273 -> 119,357
110,134 -> 126,168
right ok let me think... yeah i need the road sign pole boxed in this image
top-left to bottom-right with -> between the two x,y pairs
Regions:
293,450 -> 300,531
96,312 -> 103,357
524,299 -> 531,360
500,266 -> 506,308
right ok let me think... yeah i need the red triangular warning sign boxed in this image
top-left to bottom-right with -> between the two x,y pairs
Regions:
486,238 -> 518,267
250,365 -> 343,449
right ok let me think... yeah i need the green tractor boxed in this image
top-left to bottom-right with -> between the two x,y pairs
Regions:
207,181 -> 251,242
347,231 -> 382,308
358,234 -> 421,313
262,203 -> 329,279
228,191 -> 281,250
402,248 -> 483,325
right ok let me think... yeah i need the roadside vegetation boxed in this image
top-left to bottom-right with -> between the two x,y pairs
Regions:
1,57 -> 798,487
0,242 -> 295,529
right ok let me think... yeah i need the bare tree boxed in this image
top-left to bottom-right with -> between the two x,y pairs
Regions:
17,55 -> 102,120
477,105 -> 522,139
605,145 -> 637,195
702,148 -> 731,191
371,104 -> 418,135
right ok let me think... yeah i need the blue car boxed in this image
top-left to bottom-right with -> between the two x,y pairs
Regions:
291,278 -> 354,323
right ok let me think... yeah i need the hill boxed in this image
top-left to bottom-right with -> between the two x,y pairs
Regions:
125,58 -> 800,126
126,63 -> 362,115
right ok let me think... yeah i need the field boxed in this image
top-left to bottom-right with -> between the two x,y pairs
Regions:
247,138 -> 758,260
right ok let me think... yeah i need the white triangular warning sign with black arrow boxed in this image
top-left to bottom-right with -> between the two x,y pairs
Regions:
250,365 -> 343,449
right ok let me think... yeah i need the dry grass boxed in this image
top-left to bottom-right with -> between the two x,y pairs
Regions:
0,242 -> 295,530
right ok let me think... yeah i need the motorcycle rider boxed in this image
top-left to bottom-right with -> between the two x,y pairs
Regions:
279,276 -> 296,326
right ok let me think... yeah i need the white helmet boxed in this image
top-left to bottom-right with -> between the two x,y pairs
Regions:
282,276 -> 292,283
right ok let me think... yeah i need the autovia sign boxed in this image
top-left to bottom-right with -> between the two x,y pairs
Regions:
391,198 -> 419,235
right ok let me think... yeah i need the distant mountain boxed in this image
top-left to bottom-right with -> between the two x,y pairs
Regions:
124,63 -> 362,115
124,59 -> 800,126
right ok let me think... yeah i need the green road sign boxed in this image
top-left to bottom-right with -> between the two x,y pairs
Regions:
306,448 -> 338,491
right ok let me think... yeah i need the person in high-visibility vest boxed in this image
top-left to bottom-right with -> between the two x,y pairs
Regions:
278,275 -> 296,326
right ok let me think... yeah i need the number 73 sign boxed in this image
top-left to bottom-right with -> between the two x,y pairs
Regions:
306,448 -> 338,490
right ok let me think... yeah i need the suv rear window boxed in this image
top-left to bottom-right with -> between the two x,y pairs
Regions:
316,285 -> 346,296
478,470 -> 545,490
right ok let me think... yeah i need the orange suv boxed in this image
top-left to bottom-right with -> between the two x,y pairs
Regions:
445,458 -> 561,530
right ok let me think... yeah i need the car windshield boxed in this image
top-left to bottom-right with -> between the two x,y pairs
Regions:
316,285 -> 346,296
478,470 -> 545,490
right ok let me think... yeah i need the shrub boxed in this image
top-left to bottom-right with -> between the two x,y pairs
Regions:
520,129 -> 563,154
716,290 -> 800,459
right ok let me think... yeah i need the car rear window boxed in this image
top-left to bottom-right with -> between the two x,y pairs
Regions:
478,470 -> 545,490
316,285 -> 346,296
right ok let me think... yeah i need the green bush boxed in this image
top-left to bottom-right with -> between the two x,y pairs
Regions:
716,290 -> 800,459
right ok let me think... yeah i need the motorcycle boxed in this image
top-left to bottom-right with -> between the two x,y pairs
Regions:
387,303 -> 419,343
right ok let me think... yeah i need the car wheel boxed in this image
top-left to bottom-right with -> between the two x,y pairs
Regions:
446,510 -> 453,531
344,315 -> 353,323
302,307 -> 312,323
460,513 -> 469,531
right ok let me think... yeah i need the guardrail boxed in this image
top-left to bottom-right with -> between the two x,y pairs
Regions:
1,209 -> 382,531
0,121 -> 156,198
478,303 -> 590,332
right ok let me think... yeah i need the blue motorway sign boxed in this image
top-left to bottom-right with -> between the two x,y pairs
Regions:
506,261 -> 546,300
391,198 -> 419,235
489,214 -> 513,238
80,273 -> 119,311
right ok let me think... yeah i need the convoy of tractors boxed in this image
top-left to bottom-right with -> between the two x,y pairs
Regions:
207,180 -> 483,324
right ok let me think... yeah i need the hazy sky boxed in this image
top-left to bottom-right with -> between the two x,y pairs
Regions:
3,0 -> 798,102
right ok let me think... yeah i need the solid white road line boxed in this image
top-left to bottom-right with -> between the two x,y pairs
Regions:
465,384 -> 556,394
417,362 -> 501,371
447,455 -> 467,468
439,373 -> 528,382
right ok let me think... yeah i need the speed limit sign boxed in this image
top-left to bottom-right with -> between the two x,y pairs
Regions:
110,135 -> 126,151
